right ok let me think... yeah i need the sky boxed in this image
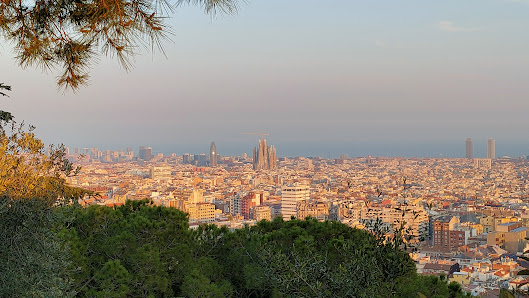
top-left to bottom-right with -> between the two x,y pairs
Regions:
1,0 -> 529,158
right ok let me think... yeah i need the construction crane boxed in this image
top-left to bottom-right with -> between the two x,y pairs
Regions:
243,132 -> 270,140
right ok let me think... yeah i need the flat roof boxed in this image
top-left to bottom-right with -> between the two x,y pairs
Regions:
499,222 -> 519,226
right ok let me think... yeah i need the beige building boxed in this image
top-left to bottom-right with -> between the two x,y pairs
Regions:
487,222 -> 528,253
297,200 -> 329,221
254,205 -> 272,222
150,166 -> 172,180
480,216 -> 518,233
329,200 -> 363,222
363,205 -> 429,242
187,202 -> 215,224
449,272 -> 471,286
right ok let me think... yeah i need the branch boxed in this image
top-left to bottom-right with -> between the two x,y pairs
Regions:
0,83 -> 11,97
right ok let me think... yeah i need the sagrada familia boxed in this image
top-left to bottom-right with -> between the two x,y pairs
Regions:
252,139 -> 277,171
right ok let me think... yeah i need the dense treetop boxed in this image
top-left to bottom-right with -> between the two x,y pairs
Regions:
55,200 -> 470,297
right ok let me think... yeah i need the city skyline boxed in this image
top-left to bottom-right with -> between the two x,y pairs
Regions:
4,1 -> 529,296
64,137 -> 529,160
1,0 -> 529,152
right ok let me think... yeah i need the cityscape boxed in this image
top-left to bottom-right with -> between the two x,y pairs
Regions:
2,0 -> 529,296
63,137 -> 529,296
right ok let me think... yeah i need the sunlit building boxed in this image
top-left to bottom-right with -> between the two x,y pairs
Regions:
281,184 -> 310,220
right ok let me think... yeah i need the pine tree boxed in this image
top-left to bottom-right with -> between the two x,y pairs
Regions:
0,0 -> 239,90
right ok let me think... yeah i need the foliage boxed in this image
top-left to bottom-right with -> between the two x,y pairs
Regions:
59,199 -> 192,297
0,197 -> 75,297
0,0 -> 239,90
0,114 -> 90,296
192,217 -> 418,297
60,202 -> 470,297
0,82 -> 10,97
0,116 -> 86,204
393,274 -> 471,298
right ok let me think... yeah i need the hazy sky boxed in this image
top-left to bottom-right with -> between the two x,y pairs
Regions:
1,0 -> 529,157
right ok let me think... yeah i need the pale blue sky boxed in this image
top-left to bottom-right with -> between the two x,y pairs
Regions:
1,0 -> 529,157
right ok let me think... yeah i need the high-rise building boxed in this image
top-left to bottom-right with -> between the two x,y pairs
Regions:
487,138 -> 495,159
210,142 -> 217,167
145,147 -> 153,161
197,153 -> 207,166
139,146 -> 146,160
183,153 -> 191,164
465,138 -> 473,159
252,139 -> 277,171
281,184 -> 310,220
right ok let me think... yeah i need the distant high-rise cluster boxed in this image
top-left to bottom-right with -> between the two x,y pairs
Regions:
139,146 -> 153,161
253,139 -> 277,170
464,138 -> 496,159
180,142 -> 221,167
466,138 -> 473,159
487,138 -> 495,159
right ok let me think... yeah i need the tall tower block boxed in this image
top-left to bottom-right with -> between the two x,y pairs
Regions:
466,138 -> 473,159
210,142 -> 217,166
487,138 -> 495,159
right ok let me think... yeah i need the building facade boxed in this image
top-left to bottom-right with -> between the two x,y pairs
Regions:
281,184 -> 310,220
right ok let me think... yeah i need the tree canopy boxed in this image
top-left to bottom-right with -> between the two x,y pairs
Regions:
0,0 -> 239,90
0,112 -> 91,296
0,116 -> 87,203
57,200 -> 471,297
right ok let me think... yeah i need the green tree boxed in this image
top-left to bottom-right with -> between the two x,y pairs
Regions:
0,114 -> 90,297
180,257 -> 234,298
192,217 -> 417,297
60,199 -> 192,296
0,0 -> 239,90
0,116 -> 84,203
0,198 -> 75,297
393,275 -> 471,298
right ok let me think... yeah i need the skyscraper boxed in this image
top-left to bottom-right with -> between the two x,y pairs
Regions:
210,142 -> 217,167
145,147 -> 153,161
252,138 -> 277,170
183,153 -> 191,164
139,146 -> 146,160
466,138 -> 473,159
487,138 -> 495,159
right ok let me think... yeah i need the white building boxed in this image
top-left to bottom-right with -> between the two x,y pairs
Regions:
281,184 -> 310,220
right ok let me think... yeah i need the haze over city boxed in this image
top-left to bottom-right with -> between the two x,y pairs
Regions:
2,0 -> 529,157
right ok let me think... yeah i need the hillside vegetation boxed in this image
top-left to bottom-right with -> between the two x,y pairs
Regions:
54,200 -> 469,297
